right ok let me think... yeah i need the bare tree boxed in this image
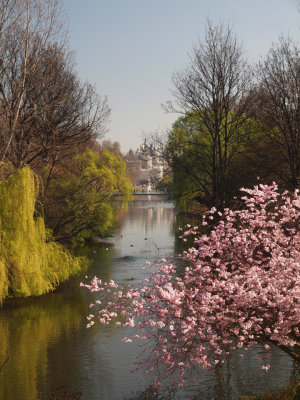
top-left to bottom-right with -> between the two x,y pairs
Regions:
0,0 -> 67,162
2,44 -> 108,167
101,139 -> 122,156
166,20 -> 254,207
0,1 -> 110,189
257,37 -> 300,188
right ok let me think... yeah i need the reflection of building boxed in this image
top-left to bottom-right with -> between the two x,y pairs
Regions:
128,140 -> 167,184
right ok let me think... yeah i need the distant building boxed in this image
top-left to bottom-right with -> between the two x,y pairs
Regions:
127,140 -> 168,185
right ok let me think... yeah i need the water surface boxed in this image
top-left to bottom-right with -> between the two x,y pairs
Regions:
0,195 -> 298,400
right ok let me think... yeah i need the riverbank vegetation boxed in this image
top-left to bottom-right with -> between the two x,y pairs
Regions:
44,149 -> 132,242
0,0 -> 132,301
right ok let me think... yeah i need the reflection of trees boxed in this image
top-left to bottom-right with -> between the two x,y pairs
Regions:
172,212 -> 203,256
150,345 -> 296,399
122,345 -> 297,400
45,322 -> 117,399
114,201 -> 129,227
0,294 -> 86,400
75,242 -> 117,283
123,335 -> 297,399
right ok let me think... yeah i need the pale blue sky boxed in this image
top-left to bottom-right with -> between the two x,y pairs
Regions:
63,0 -> 299,153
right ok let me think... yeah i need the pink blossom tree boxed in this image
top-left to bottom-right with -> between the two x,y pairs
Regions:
82,183 -> 300,389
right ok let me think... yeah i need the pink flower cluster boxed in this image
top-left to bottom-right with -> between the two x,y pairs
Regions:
81,183 -> 300,389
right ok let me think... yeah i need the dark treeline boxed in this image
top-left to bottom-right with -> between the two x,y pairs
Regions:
0,0 -> 132,243
163,20 -> 300,210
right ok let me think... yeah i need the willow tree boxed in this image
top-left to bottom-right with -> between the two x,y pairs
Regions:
0,165 -> 85,303
166,20 -> 254,207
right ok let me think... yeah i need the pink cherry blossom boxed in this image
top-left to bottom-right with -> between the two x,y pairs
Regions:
82,183 -> 300,390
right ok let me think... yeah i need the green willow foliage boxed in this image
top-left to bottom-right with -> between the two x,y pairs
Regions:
0,165 -> 85,302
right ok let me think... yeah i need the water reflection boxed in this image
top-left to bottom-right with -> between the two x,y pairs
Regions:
0,293 -> 86,400
176,345 -> 298,400
0,195 -> 298,400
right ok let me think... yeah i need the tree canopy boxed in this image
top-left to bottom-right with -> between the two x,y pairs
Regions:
165,112 -> 263,208
44,149 -> 132,242
163,21 -> 300,209
166,20 -> 253,208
